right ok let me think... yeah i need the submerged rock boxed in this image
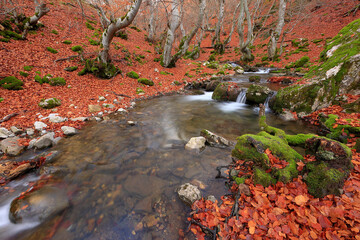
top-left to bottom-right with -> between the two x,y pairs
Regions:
9,186 -> 69,223
177,183 -> 201,206
246,84 -> 272,104
185,137 -> 206,151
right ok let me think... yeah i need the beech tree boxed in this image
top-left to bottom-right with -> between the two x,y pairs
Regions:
22,1 -> 49,39
237,0 -> 254,62
267,0 -> 287,60
161,0 -> 183,68
147,0 -> 158,42
212,0 -> 224,48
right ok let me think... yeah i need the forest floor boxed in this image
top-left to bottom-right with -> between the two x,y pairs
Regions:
0,0 -> 360,239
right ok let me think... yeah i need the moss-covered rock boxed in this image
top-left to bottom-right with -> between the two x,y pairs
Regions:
355,138 -> 360,152
39,98 -> 61,109
79,59 -> 120,79
246,84 -> 272,104
0,76 -> 23,90
137,78 -> 154,86
254,168 -> 277,187
206,80 -> 221,91
304,162 -> 348,198
319,114 -> 360,141
126,71 -> 139,79
64,66 -> 78,72
271,19 -> 360,114
249,76 -> 261,83
49,77 -> 66,86
212,83 -> 242,102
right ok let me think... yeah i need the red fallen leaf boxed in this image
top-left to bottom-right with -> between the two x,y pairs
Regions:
297,161 -> 305,171
318,215 -> 332,228
294,195 -> 308,206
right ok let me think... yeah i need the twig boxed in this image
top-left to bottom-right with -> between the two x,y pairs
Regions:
190,219 -> 217,240
105,90 -> 131,98
0,113 -> 19,123
54,55 -> 79,62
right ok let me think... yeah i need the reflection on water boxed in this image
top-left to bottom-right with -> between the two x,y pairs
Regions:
0,90 -> 316,240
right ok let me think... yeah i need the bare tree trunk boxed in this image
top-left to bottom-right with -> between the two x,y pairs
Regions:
223,2 -> 241,46
161,0 -> 183,68
170,0 -> 206,63
99,0 -> 142,63
212,0 -> 224,47
237,0 -> 254,62
77,0 -> 85,19
268,0 -> 287,60
147,0 -> 158,42
22,1 -> 49,39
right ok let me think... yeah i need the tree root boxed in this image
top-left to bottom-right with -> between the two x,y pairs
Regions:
190,219 -> 217,240
343,4 -> 360,17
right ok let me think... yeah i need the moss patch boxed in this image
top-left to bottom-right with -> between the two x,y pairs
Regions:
126,71 -> 139,79
138,78 -> 154,86
0,76 -> 24,90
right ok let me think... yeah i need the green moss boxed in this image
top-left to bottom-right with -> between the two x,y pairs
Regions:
254,168 -> 276,187
234,177 -> 246,185
304,162 -> 348,198
71,45 -> 83,52
78,59 -> 119,79
46,47 -> 58,54
206,62 -> 219,69
86,22 -> 95,30
160,71 -> 173,75
136,87 -> 144,94
126,71 -> 139,79
138,78 -> 154,86
173,80 -> 182,86
62,40 -> 72,44
246,84 -> 271,104
320,114 -> 360,141
312,39 -> 323,44
88,38 -> 100,46
0,38 -> 10,42
115,30 -> 128,40
249,76 -> 261,82
0,30 -> 23,40
19,71 -> 29,77
0,76 -> 23,90
64,66 -> 78,72
38,98 -> 61,109
51,29 -> 58,35
212,82 -> 230,101
130,26 -> 141,32
285,134 -> 318,147
49,77 -> 66,86
23,66 -> 33,71
0,97 -> 3,102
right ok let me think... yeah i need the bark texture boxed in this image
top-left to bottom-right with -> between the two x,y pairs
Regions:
22,1 -> 50,39
268,0 -> 287,60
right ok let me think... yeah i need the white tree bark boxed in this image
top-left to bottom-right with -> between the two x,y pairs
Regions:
223,2 -> 241,46
22,1 -> 49,39
147,0 -> 158,42
161,0 -> 183,67
170,0 -> 206,63
237,0 -> 254,62
268,0 -> 287,60
98,0 -> 143,63
212,0 -> 224,47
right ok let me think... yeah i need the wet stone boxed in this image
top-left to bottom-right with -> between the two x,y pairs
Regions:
0,137 -> 25,156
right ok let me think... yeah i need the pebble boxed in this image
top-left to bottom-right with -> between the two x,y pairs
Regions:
34,121 -> 47,131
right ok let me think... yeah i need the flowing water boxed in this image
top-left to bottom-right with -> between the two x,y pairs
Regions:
0,73 -> 317,240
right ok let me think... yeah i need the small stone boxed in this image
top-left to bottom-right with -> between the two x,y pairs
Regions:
177,183 -> 202,205
130,102 -> 136,108
238,184 -> 251,196
97,111 -> 104,117
61,126 -> 78,136
95,117 -> 101,121
154,68 -> 159,72
127,121 -> 136,126
185,137 -> 206,151
10,126 -> 22,135
49,114 -> 67,123
206,195 -> 217,203
99,96 -> 106,101
0,127 -> 13,139
117,108 -> 128,113
34,121 -> 47,131
70,117 -> 88,122
113,99 -> 120,105
88,105 -> 102,113
102,103 -> 115,109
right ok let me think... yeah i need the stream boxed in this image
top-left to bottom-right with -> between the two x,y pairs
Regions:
0,71 -> 317,240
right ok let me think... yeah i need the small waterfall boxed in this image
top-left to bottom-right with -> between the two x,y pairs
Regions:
236,89 -> 247,103
265,91 -> 276,108
257,68 -> 270,74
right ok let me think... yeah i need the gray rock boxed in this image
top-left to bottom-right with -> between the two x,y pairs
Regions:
127,121 -> 136,126
280,110 -> 296,121
49,114 -> 67,123
26,128 -> 35,136
235,67 -> 245,74
9,186 -> 69,223
206,195 -> 217,203
99,96 -> 106,101
10,126 -> 22,135
102,103 -> 115,109
61,126 -> 78,136
53,137 -> 62,144
88,104 -> 102,113
117,108 -> 128,113
0,137 -> 25,156
185,137 -> 206,151
177,183 -> 201,205
70,117 -> 88,122
33,132 -> 55,149
34,121 -> 47,131
28,139 -> 36,149
0,127 -> 13,139
200,129 -> 232,148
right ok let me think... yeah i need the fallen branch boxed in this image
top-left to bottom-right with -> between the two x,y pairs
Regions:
343,4 -> 360,17
105,90 -> 131,98
190,219 -> 217,240
0,113 -> 19,123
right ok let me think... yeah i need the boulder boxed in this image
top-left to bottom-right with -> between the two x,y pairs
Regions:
177,183 -> 202,205
185,137 -> 206,151
88,104 -> 101,113
38,98 -> 61,109
33,132 -> 55,149
235,67 -> 244,74
200,129 -> 232,148
205,80 -> 221,91
279,109 -> 297,121
9,186 -> 69,223
212,82 -> 242,101
246,84 -> 272,104
0,137 -> 25,156
249,76 -> 261,83
61,126 -> 78,136
34,121 -> 47,131
10,126 -> 22,135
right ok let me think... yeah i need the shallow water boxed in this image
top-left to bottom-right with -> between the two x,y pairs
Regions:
0,83 -> 316,240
